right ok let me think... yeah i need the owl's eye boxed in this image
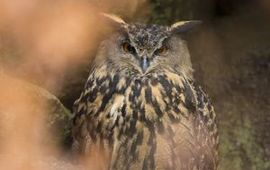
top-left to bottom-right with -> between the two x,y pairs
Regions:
122,42 -> 136,54
154,46 -> 168,55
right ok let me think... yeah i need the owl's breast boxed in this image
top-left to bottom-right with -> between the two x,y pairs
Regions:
79,69 -> 197,125
83,71 -> 196,137
74,66 -> 197,132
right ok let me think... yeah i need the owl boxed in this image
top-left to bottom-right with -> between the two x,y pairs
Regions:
72,14 -> 218,170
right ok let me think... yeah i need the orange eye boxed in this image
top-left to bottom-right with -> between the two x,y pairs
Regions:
155,46 -> 168,55
122,42 -> 136,54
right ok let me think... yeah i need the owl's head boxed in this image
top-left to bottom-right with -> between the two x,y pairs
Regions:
95,14 -> 201,79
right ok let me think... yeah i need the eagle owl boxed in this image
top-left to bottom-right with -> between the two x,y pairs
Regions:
72,14 -> 218,170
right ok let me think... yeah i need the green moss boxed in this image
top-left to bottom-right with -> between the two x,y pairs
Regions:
218,101 -> 269,170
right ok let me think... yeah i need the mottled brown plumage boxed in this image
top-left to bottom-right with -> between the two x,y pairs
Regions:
72,14 -> 218,170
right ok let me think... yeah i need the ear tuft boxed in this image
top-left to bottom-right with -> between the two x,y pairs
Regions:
101,13 -> 127,26
170,20 -> 202,34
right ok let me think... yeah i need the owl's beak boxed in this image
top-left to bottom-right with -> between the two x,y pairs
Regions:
140,56 -> 150,73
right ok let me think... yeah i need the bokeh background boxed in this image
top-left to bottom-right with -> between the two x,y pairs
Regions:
0,0 -> 269,170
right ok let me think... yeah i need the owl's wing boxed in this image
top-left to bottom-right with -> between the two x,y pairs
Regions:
71,73 -> 105,155
190,83 -> 219,169
71,71 -> 121,155
72,92 -> 91,154
157,81 -> 218,170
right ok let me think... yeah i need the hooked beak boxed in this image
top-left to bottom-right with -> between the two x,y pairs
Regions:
140,56 -> 150,73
